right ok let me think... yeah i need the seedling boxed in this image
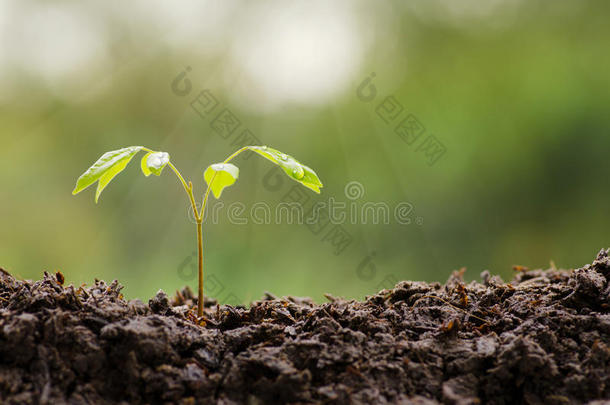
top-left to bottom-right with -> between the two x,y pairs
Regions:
72,145 -> 323,316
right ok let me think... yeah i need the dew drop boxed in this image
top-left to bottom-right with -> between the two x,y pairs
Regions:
280,154 -> 288,160
262,146 -> 268,151
293,166 -> 304,179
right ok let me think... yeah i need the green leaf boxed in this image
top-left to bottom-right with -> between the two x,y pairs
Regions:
204,163 -> 240,199
141,152 -> 153,177
141,151 -> 170,177
72,146 -> 143,203
95,158 -> 131,203
247,146 -> 323,193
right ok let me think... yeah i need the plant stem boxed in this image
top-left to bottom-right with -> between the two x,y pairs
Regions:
159,156 -> 203,315
168,162 -> 200,223
196,219 -> 204,317
164,146 -> 251,318
194,147 -> 250,316
223,146 -> 249,164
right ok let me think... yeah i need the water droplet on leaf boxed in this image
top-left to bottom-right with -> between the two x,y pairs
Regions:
147,152 -> 169,170
292,166 -> 304,179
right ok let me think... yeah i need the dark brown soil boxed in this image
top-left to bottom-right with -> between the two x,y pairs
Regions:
1,250 -> 610,405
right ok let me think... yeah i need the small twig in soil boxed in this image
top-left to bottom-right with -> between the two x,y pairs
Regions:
323,293 -> 339,302
412,295 -> 490,325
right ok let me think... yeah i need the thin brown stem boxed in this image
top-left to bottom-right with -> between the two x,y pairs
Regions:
194,146 -> 251,317
163,158 -> 203,314
223,146 -> 249,163
200,173 -> 216,221
142,148 -> 205,316
197,220 -> 204,317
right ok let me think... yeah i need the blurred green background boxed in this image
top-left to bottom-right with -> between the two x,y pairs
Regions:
2,0 -> 610,304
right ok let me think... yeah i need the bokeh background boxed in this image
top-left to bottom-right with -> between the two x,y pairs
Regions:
2,0 -> 610,304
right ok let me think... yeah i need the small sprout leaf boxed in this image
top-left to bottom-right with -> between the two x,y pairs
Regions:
141,152 -> 153,177
72,146 -> 143,203
95,158 -> 131,203
246,146 -> 323,193
204,163 -> 239,199
142,151 -> 170,177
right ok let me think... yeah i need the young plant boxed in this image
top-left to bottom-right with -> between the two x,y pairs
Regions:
72,145 -> 323,317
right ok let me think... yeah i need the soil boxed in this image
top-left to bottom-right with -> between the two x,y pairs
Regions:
1,251 -> 610,405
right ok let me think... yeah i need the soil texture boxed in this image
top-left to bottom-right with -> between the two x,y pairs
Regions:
1,250 -> 610,404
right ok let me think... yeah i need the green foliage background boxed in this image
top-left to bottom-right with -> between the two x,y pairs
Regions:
1,0 -> 609,303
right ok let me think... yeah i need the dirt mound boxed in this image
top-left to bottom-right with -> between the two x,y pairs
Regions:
1,250 -> 610,404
